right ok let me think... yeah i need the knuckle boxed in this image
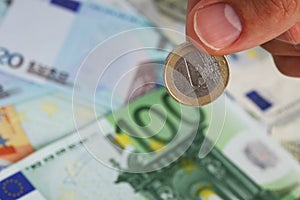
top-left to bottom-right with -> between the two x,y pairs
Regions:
270,0 -> 299,18
250,0 -> 299,26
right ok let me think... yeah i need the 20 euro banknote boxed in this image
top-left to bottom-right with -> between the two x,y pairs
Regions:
0,0 -> 167,100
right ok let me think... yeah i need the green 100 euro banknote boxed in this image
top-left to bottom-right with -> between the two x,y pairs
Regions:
1,88 -> 300,200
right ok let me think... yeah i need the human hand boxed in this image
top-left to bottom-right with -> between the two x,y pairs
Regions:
186,0 -> 300,77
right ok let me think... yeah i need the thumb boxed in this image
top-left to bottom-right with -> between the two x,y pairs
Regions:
186,0 -> 300,55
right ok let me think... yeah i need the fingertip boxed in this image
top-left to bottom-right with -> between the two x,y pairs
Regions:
186,0 -> 300,56
186,1 -> 243,55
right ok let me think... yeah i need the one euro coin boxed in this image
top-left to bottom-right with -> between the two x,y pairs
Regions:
163,42 -> 229,107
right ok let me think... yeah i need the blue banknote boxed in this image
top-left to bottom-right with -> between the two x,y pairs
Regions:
0,0 -> 170,111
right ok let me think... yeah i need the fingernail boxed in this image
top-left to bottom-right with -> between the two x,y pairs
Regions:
194,3 -> 242,50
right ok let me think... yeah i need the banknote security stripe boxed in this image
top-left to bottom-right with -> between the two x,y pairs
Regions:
50,0 -> 81,12
246,90 -> 272,111
0,172 -> 34,200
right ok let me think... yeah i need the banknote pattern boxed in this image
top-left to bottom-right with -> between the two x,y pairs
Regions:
0,0 -> 171,110
0,170 -> 46,200
102,89 -> 300,199
127,0 -> 185,44
271,115 -> 300,162
0,72 -> 52,107
0,0 -> 10,20
154,0 -> 187,22
0,91 -> 100,170
0,105 -> 34,164
0,0 -> 151,89
1,133 -> 146,200
2,89 -> 300,199
227,47 -> 300,125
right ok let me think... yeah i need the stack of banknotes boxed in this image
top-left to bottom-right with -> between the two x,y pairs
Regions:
1,0 -> 300,199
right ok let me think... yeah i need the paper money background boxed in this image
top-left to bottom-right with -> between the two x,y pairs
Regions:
0,0 -> 300,200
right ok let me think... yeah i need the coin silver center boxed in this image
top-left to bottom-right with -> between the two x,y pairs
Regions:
173,51 -> 221,98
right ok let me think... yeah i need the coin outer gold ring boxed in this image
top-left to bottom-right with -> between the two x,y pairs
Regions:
163,42 -> 230,107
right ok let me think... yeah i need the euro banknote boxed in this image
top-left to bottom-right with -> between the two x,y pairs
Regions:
2,88 -> 300,199
0,90 -> 104,170
0,0 -> 170,108
97,88 -> 300,199
227,47 -> 300,125
0,133 -> 146,200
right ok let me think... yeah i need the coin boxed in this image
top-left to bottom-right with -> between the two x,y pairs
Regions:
163,42 -> 229,107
